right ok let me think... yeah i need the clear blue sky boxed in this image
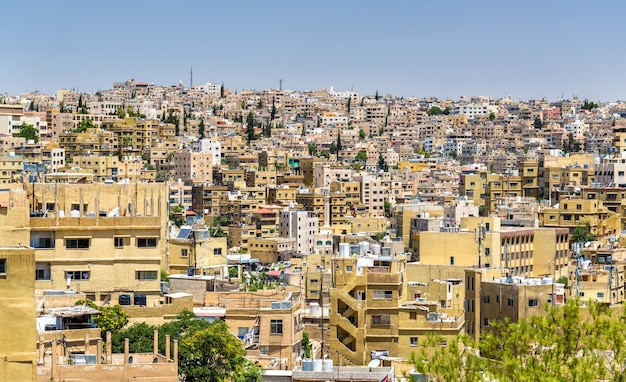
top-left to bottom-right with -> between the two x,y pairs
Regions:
3,1 -> 626,101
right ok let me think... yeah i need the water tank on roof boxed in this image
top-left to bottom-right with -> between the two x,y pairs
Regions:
134,294 -> 147,306
323,359 -> 333,372
359,241 -> 370,256
312,359 -> 323,372
339,243 -> 350,258
372,244 -> 381,256
69,210 -> 80,217
309,302 -> 320,316
542,277 -> 553,285
302,359 -> 313,371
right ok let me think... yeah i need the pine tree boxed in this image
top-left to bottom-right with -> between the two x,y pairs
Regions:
270,97 -> 277,121
198,118 -> 205,139
336,131 -> 343,151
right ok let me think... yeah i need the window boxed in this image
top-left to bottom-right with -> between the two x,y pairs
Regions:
409,311 -> 417,320
371,315 -> 391,326
0,259 -> 6,274
66,271 -> 90,280
373,290 -> 393,300
450,256 -> 455,265
137,238 -> 157,248
270,319 -> 283,334
597,292 -> 605,298
410,337 -> 419,346
484,318 -> 490,326
114,237 -> 124,248
507,298 -> 514,307
482,295 -> 490,303
346,265 -> 353,272
528,299 -> 539,307
135,270 -> 158,280
181,249 -> 188,258
214,248 -> 222,256
66,239 -> 89,249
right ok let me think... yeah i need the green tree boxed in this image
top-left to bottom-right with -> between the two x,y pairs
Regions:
375,90 -> 380,101
377,153 -> 389,172
358,128 -> 366,141
246,111 -> 257,144
29,100 -> 35,111
15,123 -> 38,142
413,300 -> 626,382
355,150 -> 368,162
336,131 -> 343,151
307,144 -> 317,156
384,200 -> 391,216
488,111 -> 496,121
572,224 -> 595,243
534,116 -> 543,129
270,97 -> 277,121
59,101 -> 68,113
198,118 -> 205,139
220,82 -> 225,98
75,300 -> 129,336
76,119 -> 96,133
427,106 -> 443,116
320,150 -> 330,159
179,320 -> 260,382
302,332 -> 312,359
155,170 -> 169,182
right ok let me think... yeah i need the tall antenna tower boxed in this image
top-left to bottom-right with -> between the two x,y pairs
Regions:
279,79 -> 283,91
190,67 -> 193,89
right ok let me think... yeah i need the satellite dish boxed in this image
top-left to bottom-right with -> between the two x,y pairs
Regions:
584,242 -> 591,248
368,359 -> 381,368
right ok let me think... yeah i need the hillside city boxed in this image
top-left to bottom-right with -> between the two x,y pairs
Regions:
2,79 -> 626,381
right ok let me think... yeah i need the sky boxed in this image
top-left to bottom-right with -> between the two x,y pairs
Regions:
2,0 -> 626,101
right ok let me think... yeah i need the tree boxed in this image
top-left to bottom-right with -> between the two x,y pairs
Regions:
307,144 -> 317,156
358,128 -> 366,141
220,82 -> 225,98
302,332 -> 312,359
488,112 -> 496,121
29,100 -> 35,111
534,116 -> 543,129
572,224 -> 594,243
77,119 -> 96,133
75,300 -> 129,336
384,200 -> 391,216
246,111 -> 257,144
355,150 -> 368,163
347,97 -> 351,113
413,300 -> 626,382
15,123 -> 38,142
155,170 -> 169,182
336,131 -> 343,151
377,153 -> 389,172
179,320 -> 259,382
581,99 -> 599,110
427,106 -> 444,116
198,118 -> 205,139
375,90 -> 380,101
270,97 -> 277,121
320,150 -> 330,159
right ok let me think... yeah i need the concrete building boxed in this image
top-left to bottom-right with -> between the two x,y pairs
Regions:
30,183 -> 167,307
172,150 -> 213,185
279,209 -> 319,256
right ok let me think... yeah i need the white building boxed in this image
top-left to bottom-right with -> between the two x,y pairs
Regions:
279,209 -> 319,256
192,138 -> 221,166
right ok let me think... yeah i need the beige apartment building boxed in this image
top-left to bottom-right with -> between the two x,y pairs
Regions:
204,290 -> 304,370
29,182 -> 167,307
329,253 -> 464,366
172,150 -> 213,185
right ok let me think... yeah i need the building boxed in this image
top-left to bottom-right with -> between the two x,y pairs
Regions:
30,183 -> 167,307
172,150 -> 213,185
279,209 -> 319,257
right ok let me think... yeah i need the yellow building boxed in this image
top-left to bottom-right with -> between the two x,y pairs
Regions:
0,152 -> 24,183
418,217 -> 570,278
459,170 -> 500,208
167,228 -> 228,277
539,198 -> 621,237
0,248 -> 37,381
329,253 -> 464,366
30,183 -> 167,307
204,290 -> 303,370
465,268 -> 566,341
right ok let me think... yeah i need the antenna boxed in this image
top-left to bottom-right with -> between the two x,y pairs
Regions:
190,67 -> 193,89
279,79 -> 283,91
